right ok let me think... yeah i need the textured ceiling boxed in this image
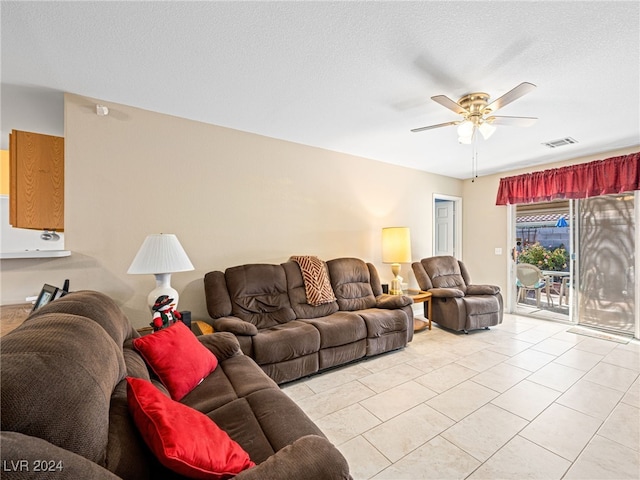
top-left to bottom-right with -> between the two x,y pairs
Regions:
2,1 -> 639,179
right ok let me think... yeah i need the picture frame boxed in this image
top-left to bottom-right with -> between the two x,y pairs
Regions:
32,284 -> 59,311
53,288 -> 68,301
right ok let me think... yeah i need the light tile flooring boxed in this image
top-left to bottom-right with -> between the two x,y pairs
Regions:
281,314 -> 640,479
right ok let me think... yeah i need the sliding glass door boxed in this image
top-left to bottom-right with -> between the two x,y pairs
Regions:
513,201 -> 572,321
575,193 -> 636,335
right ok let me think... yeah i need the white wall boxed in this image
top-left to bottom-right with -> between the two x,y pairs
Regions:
0,94 -> 462,327
0,84 -> 64,150
0,196 -> 66,253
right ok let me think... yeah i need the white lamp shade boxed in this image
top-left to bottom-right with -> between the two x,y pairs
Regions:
382,227 -> 412,264
479,121 -> 497,140
457,120 -> 474,138
128,234 -> 194,274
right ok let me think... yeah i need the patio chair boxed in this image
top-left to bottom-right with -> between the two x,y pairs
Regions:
559,276 -> 570,306
516,263 -> 552,307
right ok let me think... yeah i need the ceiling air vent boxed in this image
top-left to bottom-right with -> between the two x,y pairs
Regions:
542,137 -> 578,148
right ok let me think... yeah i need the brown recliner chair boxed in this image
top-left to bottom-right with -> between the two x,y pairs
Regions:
412,256 -> 503,333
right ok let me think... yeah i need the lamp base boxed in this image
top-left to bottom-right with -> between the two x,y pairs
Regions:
147,273 -> 179,313
390,277 -> 403,295
389,263 -> 403,295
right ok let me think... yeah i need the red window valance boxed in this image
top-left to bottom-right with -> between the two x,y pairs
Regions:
495,152 -> 640,205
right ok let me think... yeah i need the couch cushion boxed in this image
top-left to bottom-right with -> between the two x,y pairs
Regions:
220,355 -> 280,397
244,389 -> 326,451
282,260 -> 339,319
225,264 -> 296,329
206,398 -> 277,465
180,364 -> 240,414
327,258 -> 377,311
126,377 -> 255,479
261,354 -> 319,385
366,331 -> 408,357
462,295 -> 501,315
318,341 -> 367,370
422,256 -> 468,292
252,321 -> 320,364
301,312 -> 367,348
133,321 -> 218,401
466,284 -> 501,295
1,313 -> 125,467
180,353 -> 278,414
357,308 -> 408,338
208,389 -> 328,465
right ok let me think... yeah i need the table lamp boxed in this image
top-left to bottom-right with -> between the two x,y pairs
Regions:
382,227 -> 412,295
127,233 -> 194,312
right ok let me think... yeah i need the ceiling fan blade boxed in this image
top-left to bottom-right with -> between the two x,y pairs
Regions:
485,82 -> 536,113
431,95 -> 469,115
488,115 -> 538,127
411,121 -> 459,133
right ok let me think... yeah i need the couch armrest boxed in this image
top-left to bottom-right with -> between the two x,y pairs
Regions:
429,288 -> 465,298
197,332 -> 243,361
375,294 -> 413,309
235,435 -> 350,480
466,284 -> 501,295
1,431 -> 121,480
211,316 -> 259,336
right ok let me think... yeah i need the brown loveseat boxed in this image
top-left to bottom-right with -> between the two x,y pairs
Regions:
412,255 -> 503,333
204,257 -> 414,384
1,291 -> 350,479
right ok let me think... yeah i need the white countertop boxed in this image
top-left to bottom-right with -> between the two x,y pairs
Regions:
0,250 -> 71,259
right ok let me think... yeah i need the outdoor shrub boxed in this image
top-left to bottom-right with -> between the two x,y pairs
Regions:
518,242 -> 568,271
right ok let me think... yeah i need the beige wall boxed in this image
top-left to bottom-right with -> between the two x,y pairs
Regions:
0,94 -> 462,327
462,145 -> 639,308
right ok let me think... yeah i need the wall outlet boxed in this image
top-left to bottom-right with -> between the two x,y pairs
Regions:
494,247 -> 503,255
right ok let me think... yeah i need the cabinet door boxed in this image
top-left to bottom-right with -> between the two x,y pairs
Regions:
9,130 -> 64,231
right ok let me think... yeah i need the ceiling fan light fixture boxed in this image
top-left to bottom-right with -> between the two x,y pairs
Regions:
479,121 -> 496,140
457,120 -> 474,138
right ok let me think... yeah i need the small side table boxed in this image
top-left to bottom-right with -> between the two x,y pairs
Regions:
406,290 -> 432,332
0,303 -> 32,337
137,321 -> 212,337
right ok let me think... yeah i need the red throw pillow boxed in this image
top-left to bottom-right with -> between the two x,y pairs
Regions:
133,321 -> 218,400
127,377 -> 255,479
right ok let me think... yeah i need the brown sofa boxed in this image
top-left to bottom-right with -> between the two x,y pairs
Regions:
0,291 -> 350,479
412,255 -> 503,333
204,257 -> 414,384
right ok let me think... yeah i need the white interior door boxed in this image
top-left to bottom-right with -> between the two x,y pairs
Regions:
434,199 -> 455,257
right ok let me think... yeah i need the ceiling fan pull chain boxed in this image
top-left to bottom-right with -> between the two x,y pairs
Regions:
471,128 -> 479,182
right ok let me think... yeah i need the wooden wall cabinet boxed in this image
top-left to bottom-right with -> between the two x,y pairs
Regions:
9,129 -> 64,231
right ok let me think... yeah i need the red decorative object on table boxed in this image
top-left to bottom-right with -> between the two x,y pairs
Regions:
151,295 -> 182,331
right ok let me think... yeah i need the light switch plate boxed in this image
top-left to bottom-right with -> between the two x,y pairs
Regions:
495,247 -> 503,255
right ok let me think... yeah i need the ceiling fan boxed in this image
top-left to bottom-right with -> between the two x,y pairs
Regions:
411,82 -> 537,144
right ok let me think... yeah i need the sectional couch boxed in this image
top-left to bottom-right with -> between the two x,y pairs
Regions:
204,257 -> 414,384
1,291 -> 351,479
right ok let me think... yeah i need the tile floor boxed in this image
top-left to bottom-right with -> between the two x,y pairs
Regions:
281,314 -> 640,479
